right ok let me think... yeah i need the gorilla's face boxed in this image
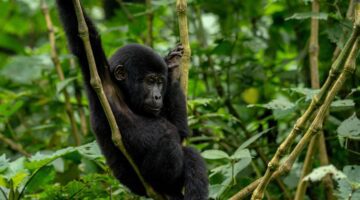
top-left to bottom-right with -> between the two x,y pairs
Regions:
112,64 -> 167,116
141,73 -> 165,115
110,44 -> 168,116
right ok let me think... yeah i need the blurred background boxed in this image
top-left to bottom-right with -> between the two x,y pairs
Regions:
0,0 -> 359,199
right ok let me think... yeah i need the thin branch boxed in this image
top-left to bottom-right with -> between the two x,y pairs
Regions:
294,134 -> 319,200
115,0 -> 134,21
233,37 -> 360,200
252,38 -> 360,200
70,57 -> 89,136
145,0 -> 153,47
294,1 -> 328,199
250,11 -> 360,199
75,82 -> 89,135
192,5 -> 290,198
295,0 -> 334,199
41,0 -> 81,146
176,0 -> 191,97
71,0 -> 164,199
332,0 -> 356,62
0,133 -> 30,157
231,4 -> 360,199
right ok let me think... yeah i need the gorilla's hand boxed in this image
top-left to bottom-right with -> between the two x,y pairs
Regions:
164,44 -> 184,69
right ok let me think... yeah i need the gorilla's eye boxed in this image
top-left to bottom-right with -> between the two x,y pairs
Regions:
146,77 -> 156,84
157,78 -> 164,84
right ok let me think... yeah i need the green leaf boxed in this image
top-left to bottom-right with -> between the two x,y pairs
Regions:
236,129 -> 270,150
209,151 -> 252,198
77,141 -> 103,160
209,184 -> 224,199
343,165 -> 360,183
0,55 -> 52,84
337,166 -> 360,200
0,155 -> 9,173
303,165 -> 346,182
249,98 -> 295,110
25,166 -> 55,192
264,3 -> 285,15
0,100 -> 24,119
4,157 -> 26,180
187,98 -> 216,111
202,150 -> 230,160
26,147 -> 76,170
56,77 -> 77,94
337,114 -> 360,140
12,171 -> 28,189
231,149 -> 252,160
65,180 -> 87,198
212,40 -> 233,55
233,153 -> 252,175
289,87 -> 319,101
0,176 -> 7,187
331,100 -> 355,112
286,12 -> 328,21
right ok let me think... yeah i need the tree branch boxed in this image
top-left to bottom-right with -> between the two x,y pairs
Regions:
295,1 -> 334,199
176,0 -> 191,97
71,0 -> 164,199
251,6 -> 360,198
0,133 -> 30,157
230,3 -> 360,199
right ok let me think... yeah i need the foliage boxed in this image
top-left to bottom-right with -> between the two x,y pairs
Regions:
304,165 -> 360,199
0,0 -> 359,199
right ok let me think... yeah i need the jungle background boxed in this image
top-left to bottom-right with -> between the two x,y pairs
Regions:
0,0 -> 360,199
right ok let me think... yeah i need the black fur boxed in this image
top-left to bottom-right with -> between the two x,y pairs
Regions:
56,1 -> 208,199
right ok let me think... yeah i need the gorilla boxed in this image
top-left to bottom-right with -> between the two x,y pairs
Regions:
56,1 -> 208,199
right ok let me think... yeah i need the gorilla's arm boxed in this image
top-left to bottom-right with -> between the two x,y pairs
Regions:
56,0 -> 116,126
162,83 -> 189,141
56,0 -> 108,84
163,46 -> 190,141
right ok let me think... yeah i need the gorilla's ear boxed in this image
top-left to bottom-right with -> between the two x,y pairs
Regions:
114,65 -> 127,81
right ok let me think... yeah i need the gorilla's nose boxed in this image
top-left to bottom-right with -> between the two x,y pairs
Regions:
154,95 -> 162,100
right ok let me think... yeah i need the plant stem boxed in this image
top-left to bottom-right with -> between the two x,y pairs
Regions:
0,133 -> 30,157
41,0 -> 81,146
176,0 -> 190,97
71,0 -> 164,199
294,1 -> 328,199
145,0 -> 153,47
231,4 -> 360,199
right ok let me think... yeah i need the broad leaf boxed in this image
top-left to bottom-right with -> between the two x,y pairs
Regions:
337,114 -> 360,140
202,150 -> 230,160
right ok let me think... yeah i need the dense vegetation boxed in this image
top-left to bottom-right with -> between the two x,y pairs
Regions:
0,0 -> 359,199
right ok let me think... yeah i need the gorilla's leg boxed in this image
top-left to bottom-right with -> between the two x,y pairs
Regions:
182,147 -> 209,200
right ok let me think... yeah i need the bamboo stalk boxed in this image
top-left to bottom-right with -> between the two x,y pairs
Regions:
245,37 -> 360,200
71,0 -> 164,199
251,10 -> 360,199
41,0 -> 81,146
294,1 -> 321,199
231,4 -> 360,199
252,37 -> 360,200
294,134 -> 319,200
294,1 -> 334,199
176,0 -> 191,97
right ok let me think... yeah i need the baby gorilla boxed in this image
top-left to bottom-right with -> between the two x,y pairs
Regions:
56,1 -> 208,199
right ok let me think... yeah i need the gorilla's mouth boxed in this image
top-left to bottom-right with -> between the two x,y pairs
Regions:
144,105 -> 161,113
